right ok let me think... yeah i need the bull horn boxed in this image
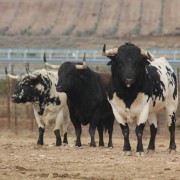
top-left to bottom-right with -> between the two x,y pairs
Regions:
75,52 -> 88,69
102,44 -> 118,56
5,67 -> 19,79
43,52 -> 60,69
25,65 -> 37,79
141,49 -> 155,61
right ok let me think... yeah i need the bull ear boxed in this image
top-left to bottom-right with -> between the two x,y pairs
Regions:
107,61 -> 112,66
102,44 -> 118,56
44,52 -> 60,69
147,52 -> 155,61
107,56 -> 116,66
25,66 -> 37,79
79,74 -> 87,81
141,49 -> 155,61
5,67 -> 19,79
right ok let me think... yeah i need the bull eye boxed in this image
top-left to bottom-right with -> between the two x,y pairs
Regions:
67,74 -> 72,78
118,62 -> 123,67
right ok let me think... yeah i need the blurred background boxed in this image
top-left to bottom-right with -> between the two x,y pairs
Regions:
0,0 -> 179,133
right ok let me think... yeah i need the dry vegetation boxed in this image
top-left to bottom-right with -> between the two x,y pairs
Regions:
0,0 -> 180,49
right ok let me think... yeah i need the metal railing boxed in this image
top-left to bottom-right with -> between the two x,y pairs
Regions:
0,48 -> 180,64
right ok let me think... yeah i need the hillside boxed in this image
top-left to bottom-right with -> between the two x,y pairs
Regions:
0,0 -> 180,49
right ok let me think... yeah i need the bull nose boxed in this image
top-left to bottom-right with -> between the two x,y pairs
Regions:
11,96 -> 19,103
56,85 -> 63,92
125,78 -> 134,87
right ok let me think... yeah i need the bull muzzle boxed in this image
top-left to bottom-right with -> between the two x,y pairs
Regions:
11,95 -> 21,103
124,78 -> 134,88
56,85 -> 64,92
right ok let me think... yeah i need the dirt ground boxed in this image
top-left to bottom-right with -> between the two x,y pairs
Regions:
0,123 -> 180,180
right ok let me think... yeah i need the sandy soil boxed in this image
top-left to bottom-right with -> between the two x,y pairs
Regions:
0,124 -> 180,180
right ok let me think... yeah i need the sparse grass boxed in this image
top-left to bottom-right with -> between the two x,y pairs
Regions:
129,0 -> 143,36
154,0 -> 164,35
129,23 -> 141,36
104,26 -> 118,37
0,27 -> 9,35
0,79 -> 6,96
63,25 -> 76,36
76,23 -> 98,37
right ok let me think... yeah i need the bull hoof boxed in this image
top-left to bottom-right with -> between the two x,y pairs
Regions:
63,140 -> 68,144
90,142 -> 96,147
135,152 -> 145,157
37,140 -> 43,145
121,151 -> 132,156
99,142 -> 105,147
146,149 -> 155,154
62,143 -> 68,146
108,142 -> 113,148
56,141 -> 62,146
169,149 -> 176,154
169,143 -> 176,151
75,142 -> 82,147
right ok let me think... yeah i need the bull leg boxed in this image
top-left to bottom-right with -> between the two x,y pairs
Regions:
72,121 -> 82,147
168,112 -> 176,151
63,115 -> 70,145
63,132 -> 68,144
108,120 -> 114,148
147,124 -> 157,151
89,124 -> 96,147
75,125 -> 82,147
147,113 -> 157,152
37,127 -> 45,145
120,123 -> 131,155
135,123 -> 145,155
97,122 -> 105,147
54,129 -> 62,146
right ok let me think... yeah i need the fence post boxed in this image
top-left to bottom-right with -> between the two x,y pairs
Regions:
6,65 -> 11,128
11,65 -> 18,130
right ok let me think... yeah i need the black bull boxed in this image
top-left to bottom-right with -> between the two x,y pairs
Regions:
56,62 -> 115,147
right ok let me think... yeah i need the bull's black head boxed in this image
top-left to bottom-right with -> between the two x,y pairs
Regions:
56,62 -> 88,95
105,43 -> 151,88
12,70 -> 51,104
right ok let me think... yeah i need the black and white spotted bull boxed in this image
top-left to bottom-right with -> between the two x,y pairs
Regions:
44,54 -> 115,148
5,67 -> 70,146
103,43 -> 178,155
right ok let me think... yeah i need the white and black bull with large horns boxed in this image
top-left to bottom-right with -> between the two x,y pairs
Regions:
5,66 -> 70,146
44,53 -> 115,148
103,42 -> 178,156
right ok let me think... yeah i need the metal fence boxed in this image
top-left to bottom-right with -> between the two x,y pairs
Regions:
0,48 -> 180,78
0,48 -> 180,63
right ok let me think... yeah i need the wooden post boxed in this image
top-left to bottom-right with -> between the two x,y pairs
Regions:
30,106 -> 34,131
6,65 -> 11,128
11,65 -> 18,128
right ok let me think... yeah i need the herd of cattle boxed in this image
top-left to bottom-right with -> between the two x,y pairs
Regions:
5,43 -> 178,156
